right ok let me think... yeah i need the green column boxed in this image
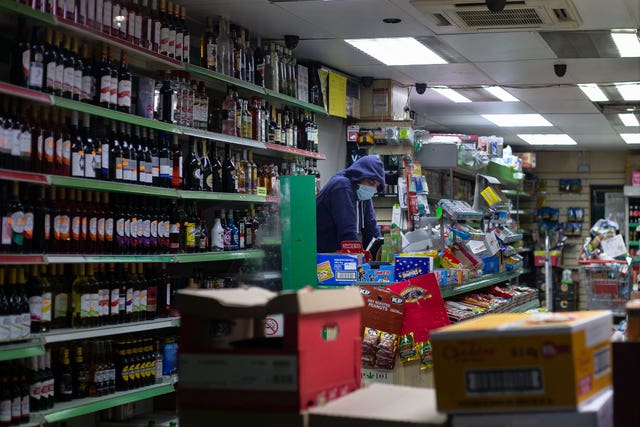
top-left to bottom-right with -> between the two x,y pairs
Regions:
280,175 -> 317,290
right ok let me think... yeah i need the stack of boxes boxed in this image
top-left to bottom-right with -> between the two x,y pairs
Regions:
430,311 -> 613,427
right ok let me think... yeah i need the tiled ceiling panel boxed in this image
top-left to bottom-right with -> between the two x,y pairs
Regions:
567,0 -> 639,30
569,134 -> 627,148
507,86 -> 587,102
337,65 -> 414,85
294,39 -> 383,68
277,0 -> 433,39
476,60 -> 575,85
545,114 -> 617,134
524,99 -> 600,114
463,102 -> 537,115
563,58 -> 640,85
540,31 -> 619,59
439,32 -> 557,62
396,63 -> 494,86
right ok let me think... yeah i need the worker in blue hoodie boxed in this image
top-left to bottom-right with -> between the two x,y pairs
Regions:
316,155 -> 386,253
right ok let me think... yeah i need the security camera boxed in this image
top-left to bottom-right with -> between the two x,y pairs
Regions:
554,63 -> 567,78
284,35 -> 299,50
486,0 -> 506,12
361,76 -> 374,88
415,83 -> 427,95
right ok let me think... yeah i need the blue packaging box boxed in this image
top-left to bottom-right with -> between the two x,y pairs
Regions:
317,253 -> 359,285
482,255 -> 500,275
358,264 -> 395,283
393,256 -> 433,282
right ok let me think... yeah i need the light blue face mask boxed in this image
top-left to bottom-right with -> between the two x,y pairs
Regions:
356,184 -> 377,200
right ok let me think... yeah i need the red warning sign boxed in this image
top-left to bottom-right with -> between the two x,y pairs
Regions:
264,317 -> 279,336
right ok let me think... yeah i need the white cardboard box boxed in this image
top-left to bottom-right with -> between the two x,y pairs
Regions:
308,383 -> 446,427
451,388 -> 613,427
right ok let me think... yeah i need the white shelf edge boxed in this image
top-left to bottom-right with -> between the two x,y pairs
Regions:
43,317 -> 180,344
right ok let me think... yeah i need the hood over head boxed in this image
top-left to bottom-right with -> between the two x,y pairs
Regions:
338,155 -> 386,193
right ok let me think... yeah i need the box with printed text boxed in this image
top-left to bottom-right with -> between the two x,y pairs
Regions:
317,253 -> 359,285
431,311 -> 612,412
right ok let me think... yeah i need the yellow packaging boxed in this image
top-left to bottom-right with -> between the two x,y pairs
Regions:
431,311 -> 612,413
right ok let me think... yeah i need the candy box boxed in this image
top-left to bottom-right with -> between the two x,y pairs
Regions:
176,287 -> 364,413
481,256 -> 499,275
431,311 -> 612,412
394,256 -> 433,281
358,264 -> 395,283
317,253 -> 359,285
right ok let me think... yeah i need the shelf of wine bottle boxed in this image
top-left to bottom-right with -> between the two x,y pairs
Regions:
174,249 -> 265,263
35,376 -> 177,424
42,317 -> 181,344
0,80 -> 326,160
0,0 -> 55,25
264,143 -> 327,160
55,17 -> 184,70
0,338 -> 44,362
0,251 -> 265,266
0,169 -> 280,204
264,88 -> 327,116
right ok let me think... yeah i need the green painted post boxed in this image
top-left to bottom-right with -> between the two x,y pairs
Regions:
280,175 -> 317,290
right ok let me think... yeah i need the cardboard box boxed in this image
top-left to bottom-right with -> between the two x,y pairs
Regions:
180,409 -> 307,427
308,383 -> 447,427
431,311 -> 612,412
317,253 -> 359,285
451,388 -> 612,427
394,256 -> 433,281
358,264 -> 395,283
481,256 -> 499,275
176,287 -> 364,413
625,155 -> 640,185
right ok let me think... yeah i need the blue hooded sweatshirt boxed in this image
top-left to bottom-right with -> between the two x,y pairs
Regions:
316,156 -> 386,253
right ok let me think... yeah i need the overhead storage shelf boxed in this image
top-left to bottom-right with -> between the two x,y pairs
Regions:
440,270 -> 522,299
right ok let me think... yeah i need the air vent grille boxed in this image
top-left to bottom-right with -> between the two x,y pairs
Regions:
455,8 -> 543,27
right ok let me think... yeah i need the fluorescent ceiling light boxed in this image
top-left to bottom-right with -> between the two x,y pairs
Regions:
344,37 -> 447,66
428,135 -> 462,143
432,87 -> 471,103
482,114 -> 552,127
484,86 -> 519,102
518,134 -> 577,146
621,133 -> 640,144
616,82 -> 640,100
611,32 -> 640,57
577,84 -> 608,102
619,113 -> 640,126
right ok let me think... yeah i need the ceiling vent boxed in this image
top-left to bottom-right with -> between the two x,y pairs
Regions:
410,0 -> 582,30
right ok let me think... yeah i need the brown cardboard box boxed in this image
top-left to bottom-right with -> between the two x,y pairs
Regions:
308,384 -> 447,427
625,155 -> 640,185
431,311 -> 612,413
176,287 -> 364,413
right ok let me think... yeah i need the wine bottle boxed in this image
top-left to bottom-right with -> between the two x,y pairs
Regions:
117,51 -> 132,113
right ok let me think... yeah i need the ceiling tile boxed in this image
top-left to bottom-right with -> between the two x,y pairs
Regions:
524,99 -> 600,114
439,32 -> 557,62
568,134 -> 627,148
563,58 -> 640,84
463,102 -> 536,115
544,114 -> 616,134
278,0 -> 433,39
571,0 -> 639,30
295,39 -> 382,68
396,63 -> 493,86
476,60 -> 576,85
507,86 -> 587,102
339,65 -> 414,85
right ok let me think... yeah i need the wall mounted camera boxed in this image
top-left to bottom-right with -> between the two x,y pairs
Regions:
486,0 -> 506,12
361,76 -> 374,88
415,83 -> 427,95
284,35 -> 300,49
554,63 -> 567,77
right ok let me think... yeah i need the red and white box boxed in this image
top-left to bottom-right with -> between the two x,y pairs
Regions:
176,286 -> 364,416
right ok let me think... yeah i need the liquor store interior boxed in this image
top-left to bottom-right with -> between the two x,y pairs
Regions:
0,0 -> 639,425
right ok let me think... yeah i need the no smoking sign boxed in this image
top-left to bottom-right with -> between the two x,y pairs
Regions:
264,314 -> 284,338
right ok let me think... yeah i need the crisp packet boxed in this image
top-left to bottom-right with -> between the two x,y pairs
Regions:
398,333 -> 419,363
419,340 -> 434,370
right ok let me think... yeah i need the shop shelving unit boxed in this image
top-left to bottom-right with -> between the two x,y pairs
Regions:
0,0 -> 327,422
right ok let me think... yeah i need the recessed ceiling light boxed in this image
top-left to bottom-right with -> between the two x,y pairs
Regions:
619,113 -> 640,127
382,18 -> 402,24
344,37 -> 447,66
432,86 -> 471,103
482,114 -> 553,127
484,86 -> 519,102
616,82 -> 640,101
517,134 -> 577,145
577,84 -> 608,102
611,31 -> 640,57
621,133 -> 640,144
